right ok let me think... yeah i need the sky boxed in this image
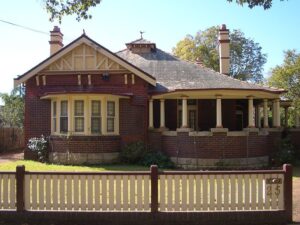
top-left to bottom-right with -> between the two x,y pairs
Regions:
0,0 -> 299,97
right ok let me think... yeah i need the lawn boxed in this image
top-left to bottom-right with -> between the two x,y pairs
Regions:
0,160 -> 149,172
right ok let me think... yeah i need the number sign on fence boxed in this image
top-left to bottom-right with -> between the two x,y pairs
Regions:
0,164 -> 293,222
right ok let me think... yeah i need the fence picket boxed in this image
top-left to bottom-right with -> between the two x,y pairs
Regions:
250,175 -> 256,210
277,174 -> 284,210
244,174 -> 250,210
237,175 -> 243,210
59,175 -> 65,210
202,175 -> 208,211
160,175 -> 166,211
101,175 -> 107,210
9,174 -> 16,209
188,175 -> 194,211
94,175 -> 100,210
45,175 -> 52,210
73,175 -> 79,210
137,175 -> 143,210
24,175 -> 31,210
167,175 -> 173,211
38,175 -> 44,210
181,175 -> 187,211
271,174 -> 278,209
195,175 -> 201,211
144,175 -> 150,211
66,175 -> 72,210
209,175 -> 215,211
109,175 -> 115,210
123,175 -> 128,210
2,175 -> 9,209
87,176 -> 93,210
230,175 -> 236,210
174,175 -> 180,211
80,175 -> 87,210
264,174 -> 271,210
115,175 -> 121,210
31,175 -> 37,210
52,175 -> 58,210
216,175 -> 222,210
0,175 -> 2,208
257,174 -> 264,210
129,175 -> 135,210
223,175 -> 229,210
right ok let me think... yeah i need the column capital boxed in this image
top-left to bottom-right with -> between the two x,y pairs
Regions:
159,98 -> 165,102
149,98 -> 153,102
247,95 -> 254,100
263,98 -> 268,102
215,94 -> 222,99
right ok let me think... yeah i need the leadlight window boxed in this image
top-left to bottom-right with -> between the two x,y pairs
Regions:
74,100 -> 84,132
91,100 -> 101,134
107,101 -> 115,132
60,101 -> 68,133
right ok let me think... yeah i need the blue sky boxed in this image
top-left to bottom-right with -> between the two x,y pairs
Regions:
0,0 -> 299,96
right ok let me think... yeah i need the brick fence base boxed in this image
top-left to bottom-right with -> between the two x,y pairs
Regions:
0,210 -> 288,225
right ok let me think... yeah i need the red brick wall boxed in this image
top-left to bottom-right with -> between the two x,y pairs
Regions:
289,130 -> 300,156
147,131 -> 282,159
24,73 -> 149,158
50,135 -> 121,153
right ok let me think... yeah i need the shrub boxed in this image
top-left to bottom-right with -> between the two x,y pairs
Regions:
139,151 -> 175,169
27,135 -> 48,162
272,137 -> 296,165
120,141 -> 146,164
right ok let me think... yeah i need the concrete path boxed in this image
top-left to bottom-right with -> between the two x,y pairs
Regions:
0,151 -> 24,163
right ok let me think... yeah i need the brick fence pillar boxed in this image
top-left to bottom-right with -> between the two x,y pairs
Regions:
283,164 -> 293,223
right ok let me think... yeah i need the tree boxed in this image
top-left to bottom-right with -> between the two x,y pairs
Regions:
227,0 -> 286,10
44,0 -> 102,23
268,50 -> 300,125
0,86 -> 25,128
172,26 -> 267,83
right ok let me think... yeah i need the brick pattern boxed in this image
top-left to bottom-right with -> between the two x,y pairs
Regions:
50,135 -> 121,153
290,130 -> 300,156
147,130 -> 282,159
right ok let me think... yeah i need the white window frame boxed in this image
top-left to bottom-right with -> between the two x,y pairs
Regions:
50,94 -> 120,136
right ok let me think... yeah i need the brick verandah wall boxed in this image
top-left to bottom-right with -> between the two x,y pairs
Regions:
148,130 -> 282,167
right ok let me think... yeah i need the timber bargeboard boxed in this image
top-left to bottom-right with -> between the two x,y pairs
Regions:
14,35 -> 156,87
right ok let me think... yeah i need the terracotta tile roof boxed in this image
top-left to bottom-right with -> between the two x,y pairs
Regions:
117,48 -> 284,93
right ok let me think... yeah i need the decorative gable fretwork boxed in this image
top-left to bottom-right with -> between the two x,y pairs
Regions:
44,44 -> 126,72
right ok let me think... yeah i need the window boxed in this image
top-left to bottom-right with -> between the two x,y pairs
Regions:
51,95 -> 119,135
107,101 -> 115,132
74,100 -> 84,132
60,101 -> 68,133
91,100 -> 101,134
52,101 -> 57,132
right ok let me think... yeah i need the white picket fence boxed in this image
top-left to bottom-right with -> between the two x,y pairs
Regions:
0,165 -> 290,212
159,173 -> 284,211
24,173 -> 150,211
0,173 -> 16,210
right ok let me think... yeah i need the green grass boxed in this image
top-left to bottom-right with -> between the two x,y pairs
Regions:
0,160 -> 149,172
293,166 -> 300,179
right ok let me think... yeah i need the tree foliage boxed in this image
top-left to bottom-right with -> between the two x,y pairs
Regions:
268,50 -> 300,120
0,86 -> 25,128
172,26 -> 267,83
227,0 -> 286,9
44,0 -> 102,23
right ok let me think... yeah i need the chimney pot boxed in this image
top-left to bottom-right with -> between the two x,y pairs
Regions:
49,26 -> 63,55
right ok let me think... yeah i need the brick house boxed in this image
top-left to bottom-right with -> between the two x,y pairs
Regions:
14,25 -> 300,167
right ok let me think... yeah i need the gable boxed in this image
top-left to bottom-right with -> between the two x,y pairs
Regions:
44,44 -> 126,72
14,35 -> 156,87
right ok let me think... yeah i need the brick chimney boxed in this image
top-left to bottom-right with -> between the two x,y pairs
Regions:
49,26 -> 63,55
218,24 -> 230,75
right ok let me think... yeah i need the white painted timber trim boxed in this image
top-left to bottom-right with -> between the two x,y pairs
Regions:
14,37 -> 156,86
